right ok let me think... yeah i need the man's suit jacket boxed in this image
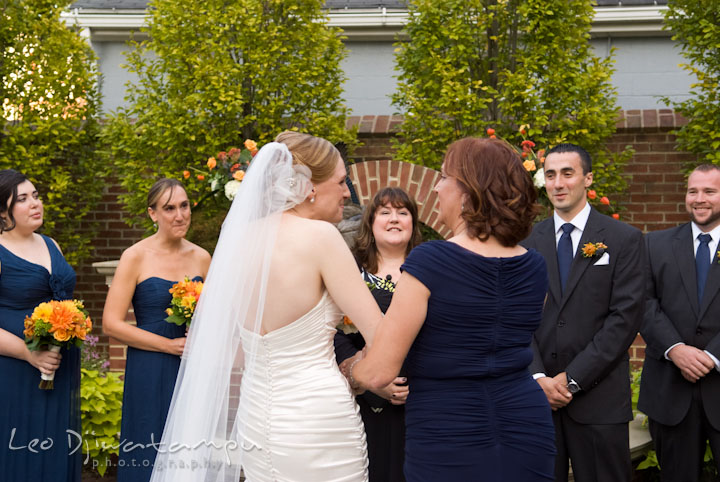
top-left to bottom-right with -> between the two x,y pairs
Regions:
638,223 -> 720,430
522,207 -> 645,425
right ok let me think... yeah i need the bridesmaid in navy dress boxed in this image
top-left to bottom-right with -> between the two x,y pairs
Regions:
0,169 -> 81,481
352,138 -> 556,481
102,178 -> 210,482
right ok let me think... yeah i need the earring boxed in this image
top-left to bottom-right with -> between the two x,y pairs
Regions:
461,202 -> 465,212
310,196 -> 315,204
153,222 -> 158,230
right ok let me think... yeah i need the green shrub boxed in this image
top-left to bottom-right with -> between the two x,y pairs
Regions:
1,0 -> 104,265
80,368 -> 123,476
392,0 -> 631,206
662,0 -> 720,168
103,0 -> 355,228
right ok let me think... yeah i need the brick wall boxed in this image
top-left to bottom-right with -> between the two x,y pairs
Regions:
74,185 -> 144,370
81,109 -> 693,371
75,185 -> 144,319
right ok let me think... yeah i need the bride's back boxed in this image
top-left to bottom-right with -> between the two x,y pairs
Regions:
261,213 -> 330,334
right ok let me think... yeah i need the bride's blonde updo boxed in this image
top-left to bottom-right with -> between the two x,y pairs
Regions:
275,131 -> 340,184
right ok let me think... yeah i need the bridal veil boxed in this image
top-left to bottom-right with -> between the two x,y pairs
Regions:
150,142 -> 312,482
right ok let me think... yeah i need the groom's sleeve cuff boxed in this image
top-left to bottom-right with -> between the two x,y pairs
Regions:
664,342 -> 685,360
532,373 -> 547,380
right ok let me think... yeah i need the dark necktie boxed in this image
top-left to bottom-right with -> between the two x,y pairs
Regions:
696,233 -> 712,306
557,223 -> 574,293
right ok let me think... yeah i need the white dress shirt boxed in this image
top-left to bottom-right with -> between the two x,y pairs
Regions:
553,202 -> 591,255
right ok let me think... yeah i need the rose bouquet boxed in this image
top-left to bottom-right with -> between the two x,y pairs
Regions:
23,299 -> 93,389
165,277 -> 204,328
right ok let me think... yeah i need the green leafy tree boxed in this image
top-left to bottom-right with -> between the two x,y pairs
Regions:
663,0 -> 720,166
392,0 -> 630,205
1,0 -> 103,264
104,0 -> 354,227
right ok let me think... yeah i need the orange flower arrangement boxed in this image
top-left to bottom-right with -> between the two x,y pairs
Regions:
165,277 -> 204,327
24,299 -> 92,389
186,140 -> 259,205
581,242 -> 608,258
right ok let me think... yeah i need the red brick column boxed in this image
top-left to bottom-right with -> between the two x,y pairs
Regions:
348,160 -> 449,238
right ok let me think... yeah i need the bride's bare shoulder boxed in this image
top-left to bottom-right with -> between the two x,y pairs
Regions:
281,215 -> 343,246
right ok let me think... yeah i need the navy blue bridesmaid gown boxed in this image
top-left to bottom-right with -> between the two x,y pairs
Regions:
0,234 -> 81,481
118,276 -> 202,482
401,241 -> 556,481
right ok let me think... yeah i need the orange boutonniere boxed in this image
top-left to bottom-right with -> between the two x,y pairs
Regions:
581,242 -> 608,258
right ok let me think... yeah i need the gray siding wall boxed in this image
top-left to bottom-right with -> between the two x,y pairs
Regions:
92,36 -> 695,116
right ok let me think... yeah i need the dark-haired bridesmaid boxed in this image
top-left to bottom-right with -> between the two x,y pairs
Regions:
103,178 -> 210,482
0,169 -> 81,481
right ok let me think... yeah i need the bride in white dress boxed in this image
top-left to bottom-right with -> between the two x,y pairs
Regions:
150,132 -> 382,482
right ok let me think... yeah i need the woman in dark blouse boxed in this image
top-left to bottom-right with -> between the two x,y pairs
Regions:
335,186 -> 422,482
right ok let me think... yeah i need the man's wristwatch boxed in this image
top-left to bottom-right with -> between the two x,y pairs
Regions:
566,373 -> 581,394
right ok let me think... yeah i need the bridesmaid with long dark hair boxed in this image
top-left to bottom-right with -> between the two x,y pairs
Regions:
0,169 -> 81,481
103,178 -> 210,482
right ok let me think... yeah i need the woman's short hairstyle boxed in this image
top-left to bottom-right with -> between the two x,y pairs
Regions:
147,178 -> 185,210
443,137 -> 540,246
275,131 -> 340,184
0,169 -> 30,233
353,186 -> 422,273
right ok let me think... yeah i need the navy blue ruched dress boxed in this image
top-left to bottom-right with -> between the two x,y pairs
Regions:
117,276 -> 201,482
401,241 -> 555,481
0,234 -> 81,481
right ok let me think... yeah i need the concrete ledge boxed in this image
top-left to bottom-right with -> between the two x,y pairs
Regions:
630,413 -> 653,461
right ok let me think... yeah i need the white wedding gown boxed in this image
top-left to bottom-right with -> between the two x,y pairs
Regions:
239,290 -> 369,482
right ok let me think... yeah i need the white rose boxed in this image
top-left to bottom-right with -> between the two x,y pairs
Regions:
533,168 -> 545,189
224,180 -> 242,201
210,179 -> 219,191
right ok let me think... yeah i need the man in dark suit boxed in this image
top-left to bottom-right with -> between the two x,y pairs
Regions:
639,164 -> 720,481
522,143 -> 645,482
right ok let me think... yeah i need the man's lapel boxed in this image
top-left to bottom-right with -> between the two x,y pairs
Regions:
673,224 -> 699,317
560,209 -> 604,310
537,219 -> 562,305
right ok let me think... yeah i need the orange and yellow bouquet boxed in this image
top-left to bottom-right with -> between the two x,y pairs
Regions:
23,299 -> 93,389
165,277 -> 203,328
